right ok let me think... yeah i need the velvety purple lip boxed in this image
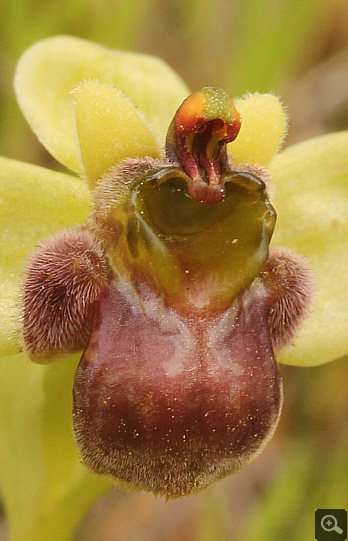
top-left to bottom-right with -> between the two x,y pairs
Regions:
73,281 -> 282,497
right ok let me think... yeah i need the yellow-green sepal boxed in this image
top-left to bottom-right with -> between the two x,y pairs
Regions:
270,131 -> 348,366
14,36 -> 189,174
0,157 -> 89,357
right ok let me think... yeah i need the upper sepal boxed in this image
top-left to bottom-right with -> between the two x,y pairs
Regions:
14,35 -> 189,175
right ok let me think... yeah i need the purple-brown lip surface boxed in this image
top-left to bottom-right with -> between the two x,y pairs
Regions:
73,281 -> 282,497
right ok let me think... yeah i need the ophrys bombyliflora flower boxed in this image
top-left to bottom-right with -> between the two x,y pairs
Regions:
1,37 -> 347,503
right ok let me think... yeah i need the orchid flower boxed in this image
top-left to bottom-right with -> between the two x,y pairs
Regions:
0,35 -> 347,541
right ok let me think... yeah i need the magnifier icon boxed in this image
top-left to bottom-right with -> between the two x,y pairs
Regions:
321,515 -> 344,534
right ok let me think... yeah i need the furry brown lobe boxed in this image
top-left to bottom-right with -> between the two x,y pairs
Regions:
22,227 -> 111,360
263,248 -> 314,349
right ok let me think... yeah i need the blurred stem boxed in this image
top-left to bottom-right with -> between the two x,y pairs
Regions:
240,441 -> 313,541
195,481 -> 231,541
241,431 -> 348,541
0,353 -> 110,541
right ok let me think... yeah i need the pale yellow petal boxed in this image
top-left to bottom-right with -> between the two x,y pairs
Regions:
228,93 -> 287,166
14,36 -> 189,173
74,82 -> 161,188
270,131 -> 348,366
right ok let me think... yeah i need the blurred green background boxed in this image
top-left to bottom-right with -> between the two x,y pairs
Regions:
0,1 -> 347,540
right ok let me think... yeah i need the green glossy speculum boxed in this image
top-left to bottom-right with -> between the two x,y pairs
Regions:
104,166 -> 276,313
98,88 -> 276,313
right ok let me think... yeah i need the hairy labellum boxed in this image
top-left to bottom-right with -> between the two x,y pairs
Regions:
22,87 -> 313,497
73,280 -> 282,497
